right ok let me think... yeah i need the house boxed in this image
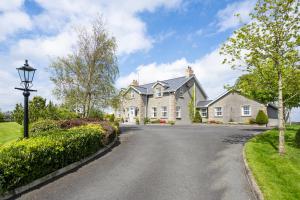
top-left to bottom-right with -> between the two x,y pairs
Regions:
119,67 -> 207,124
197,90 -> 278,126
119,66 -> 278,125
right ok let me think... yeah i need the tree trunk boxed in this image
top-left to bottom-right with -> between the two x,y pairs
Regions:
278,71 -> 285,155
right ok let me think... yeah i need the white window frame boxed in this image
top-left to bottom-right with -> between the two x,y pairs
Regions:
161,106 -> 168,118
241,105 -> 251,116
152,107 -> 157,118
201,108 -> 207,117
176,106 -> 181,118
155,87 -> 162,97
214,107 -> 223,117
130,90 -> 135,98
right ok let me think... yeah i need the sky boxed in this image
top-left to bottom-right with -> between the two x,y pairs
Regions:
0,0 -> 299,121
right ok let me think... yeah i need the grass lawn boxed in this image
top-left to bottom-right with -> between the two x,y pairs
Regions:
0,122 -> 22,145
245,125 -> 300,200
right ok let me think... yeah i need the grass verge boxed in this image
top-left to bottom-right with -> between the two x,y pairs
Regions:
245,125 -> 300,200
0,122 -> 22,145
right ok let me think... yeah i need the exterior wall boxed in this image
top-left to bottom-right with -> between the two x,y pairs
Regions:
175,78 -> 206,124
147,92 -> 171,120
121,88 -> 144,122
207,92 -> 267,124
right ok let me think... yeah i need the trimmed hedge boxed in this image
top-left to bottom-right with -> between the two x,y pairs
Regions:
0,123 -> 117,194
295,128 -> 300,148
256,110 -> 269,125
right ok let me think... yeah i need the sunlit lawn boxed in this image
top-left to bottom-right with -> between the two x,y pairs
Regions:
245,125 -> 300,200
0,122 -> 22,145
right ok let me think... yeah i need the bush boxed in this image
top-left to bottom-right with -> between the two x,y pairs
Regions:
193,110 -> 202,123
0,124 -> 116,194
88,109 -> 104,120
150,119 -> 160,124
295,129 -> 300,148
29,120 -> 61,137
0,111 -> 4,122
168,121 -> 175,125
256,110 -> 269,125
249,118 -> 256,124
109,114 -> 115,122
143,117 -> 150,125
135,118 -> 140,125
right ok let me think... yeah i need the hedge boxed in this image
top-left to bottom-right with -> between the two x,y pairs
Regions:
0,123 -> 117,194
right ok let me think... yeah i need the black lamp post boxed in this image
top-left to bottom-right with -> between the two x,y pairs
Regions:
15,60 -> 37,138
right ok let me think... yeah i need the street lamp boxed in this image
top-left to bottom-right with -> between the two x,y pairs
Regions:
15,60 -> 37,138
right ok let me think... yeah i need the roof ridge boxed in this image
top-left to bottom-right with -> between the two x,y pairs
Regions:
139,76 -> 186,87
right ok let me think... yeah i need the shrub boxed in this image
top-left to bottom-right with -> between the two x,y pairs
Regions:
159,119 -> 166,124
29,120 -> 61,137
0,111 -> 4,122
295,128 -> 300,148
256,110 -> 269,125
88,109 -> 104,120
143,117 -> 150,125
151,119 -> 160,124
249,118 -> 256,124
135,118 -> 140,125
193,110 -> 202,123
0,124 -> 117,194
109,114 -> 115,122
168,121 -> 175,125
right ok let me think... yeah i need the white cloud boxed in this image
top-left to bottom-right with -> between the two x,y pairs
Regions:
116,47 -> 241,99
216,0 -> 255,32
0,0 -> 32,42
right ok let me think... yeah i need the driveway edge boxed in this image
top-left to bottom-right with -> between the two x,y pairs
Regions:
0,134 -> 119,200
242,146 -> 264,200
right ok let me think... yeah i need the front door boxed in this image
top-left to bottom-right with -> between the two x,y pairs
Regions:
129,107 -> 135,122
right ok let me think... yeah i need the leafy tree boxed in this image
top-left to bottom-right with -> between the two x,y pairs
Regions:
256,110 -> 269,125
29,96 -> 47,122
0,110 -> 4,122
220,0 -> 300,155
193,110 -> 202,123
50,17 -> 119,118
46,101 -> 59,120
12,103 -> 24,124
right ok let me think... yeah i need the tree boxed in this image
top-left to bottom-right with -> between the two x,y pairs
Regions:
220,0 -> 300,155
12,103 -> 24,124
29,96 -> 47,122
0,110 -> 4,122
50,17 -> 119,118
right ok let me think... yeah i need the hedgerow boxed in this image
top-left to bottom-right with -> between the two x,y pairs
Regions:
0,123 -> 117,194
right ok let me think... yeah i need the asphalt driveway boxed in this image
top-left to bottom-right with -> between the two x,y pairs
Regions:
15,125 -> 267,200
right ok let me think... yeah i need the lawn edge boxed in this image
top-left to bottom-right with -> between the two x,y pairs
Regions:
0,133 -> 119,200
243,145 -> 264,200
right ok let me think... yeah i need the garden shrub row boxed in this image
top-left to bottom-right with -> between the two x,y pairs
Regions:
0,122 -> 118,194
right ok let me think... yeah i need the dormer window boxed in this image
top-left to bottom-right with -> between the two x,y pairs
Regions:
130,90 -> 135,98
156,87 -> 162,97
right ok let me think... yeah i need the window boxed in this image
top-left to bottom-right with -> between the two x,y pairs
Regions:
130,90 -> 135,98
156,87 -> 162,97
241,105 -> 251,116
214,107 -> 223,117
201,108 -> 207,117
179,88 -> 184,97
161,106 -> 168,118
176,106 -> 181,118
152,107 -> 157,118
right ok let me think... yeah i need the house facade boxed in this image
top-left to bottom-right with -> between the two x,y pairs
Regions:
119,67 -> 207,124
197,91 -> 278,126
119,67 -> 278,126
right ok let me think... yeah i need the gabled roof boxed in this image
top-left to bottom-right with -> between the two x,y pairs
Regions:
197,100 -> 213,108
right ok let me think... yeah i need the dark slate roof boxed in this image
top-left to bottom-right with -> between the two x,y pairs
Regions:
197,100 -> 213,107
132,76 -> 189,94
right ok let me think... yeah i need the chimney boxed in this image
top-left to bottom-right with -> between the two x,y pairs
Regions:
185,66 -> 194,78
131,79 -> 139,86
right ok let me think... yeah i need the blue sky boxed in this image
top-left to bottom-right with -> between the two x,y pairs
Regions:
0,0 -> 299,121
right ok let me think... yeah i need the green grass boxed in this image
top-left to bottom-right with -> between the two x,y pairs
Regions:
245,125 -> 300,200
0,122 -> 22,145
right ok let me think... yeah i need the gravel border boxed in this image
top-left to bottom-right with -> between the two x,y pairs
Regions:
0,134 -> 118,200
243,146 -> 264,200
